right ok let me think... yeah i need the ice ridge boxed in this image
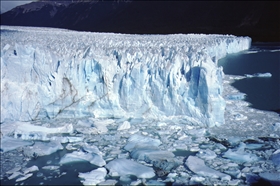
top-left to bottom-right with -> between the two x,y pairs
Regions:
0,26 -> 251,126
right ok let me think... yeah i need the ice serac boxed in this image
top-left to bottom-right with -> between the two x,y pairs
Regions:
0,26 -> 251,126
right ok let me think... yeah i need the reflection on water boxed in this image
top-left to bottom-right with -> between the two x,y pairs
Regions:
218,43 -> 280,112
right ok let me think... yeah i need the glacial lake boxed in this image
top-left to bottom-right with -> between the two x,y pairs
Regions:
218,42 -> 280,113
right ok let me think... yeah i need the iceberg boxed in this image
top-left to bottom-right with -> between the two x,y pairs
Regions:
105,158 -> 155,179
185,156 -> 231,180
0,26 -> 251,127
245,72 -> 272,78
78,168 -> 107,186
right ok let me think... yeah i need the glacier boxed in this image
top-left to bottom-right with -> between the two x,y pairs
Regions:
0,26 -> 251,127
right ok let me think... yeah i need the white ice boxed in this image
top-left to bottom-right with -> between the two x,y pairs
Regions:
105,158 -> 155,179
1,26 -> 251,127
0,136 -> 33,152
78,168 -> 107,186
185,156 -> 231,181
23,141 -> 63,157
124,134 -> 162,151
59,151 -> 106,167
223,142 -> 260,163
245,72 -> 272,78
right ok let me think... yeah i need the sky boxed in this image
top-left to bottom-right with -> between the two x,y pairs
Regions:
0,0 -> 36,14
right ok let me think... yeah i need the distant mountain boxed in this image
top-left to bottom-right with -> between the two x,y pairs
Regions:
1,1 -> 279,42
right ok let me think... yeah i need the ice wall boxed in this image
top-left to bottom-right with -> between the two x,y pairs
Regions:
0,26 -> 251,126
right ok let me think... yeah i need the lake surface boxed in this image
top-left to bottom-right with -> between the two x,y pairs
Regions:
218,43 -> 280,112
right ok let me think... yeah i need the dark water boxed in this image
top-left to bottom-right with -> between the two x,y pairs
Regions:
1,145 -> 98,185
218,43 -> 280,112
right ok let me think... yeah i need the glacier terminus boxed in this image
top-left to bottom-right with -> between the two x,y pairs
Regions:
1,26 -> 250,127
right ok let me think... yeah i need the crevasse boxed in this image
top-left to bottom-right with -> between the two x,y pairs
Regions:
0,26 -> 251,126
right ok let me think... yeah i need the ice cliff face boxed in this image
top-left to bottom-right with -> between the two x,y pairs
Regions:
0,26 -> 251,126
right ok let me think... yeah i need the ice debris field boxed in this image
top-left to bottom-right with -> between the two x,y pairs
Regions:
1,26 -> 279,185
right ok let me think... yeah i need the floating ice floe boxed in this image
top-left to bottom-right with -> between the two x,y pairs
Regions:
197,149 -> 217,160
124,134 -> 161,151
23,141 -> 63,158
60,151 -> 106,167
23,165 -> 39,174
244,72 -> 272,78
105,158 -> 155,179
98,179 -> 118,186
185,156 -> 231,181
223,142 -> 260,163
13,122 -> 73,141
117,121 -> 131,130
0,136 -> 33,152
79,168 -> 107,186
226,93 -> 246,100
15,173 -> 33,182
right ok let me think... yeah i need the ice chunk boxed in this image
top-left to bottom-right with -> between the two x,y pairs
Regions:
190,175 -> 205,184
78,168 -> 107,186
130,148 -> 180,172
13,122 -> 73,141
225,169 -> 241,178
245,72 -> 272,78
8,172 -> 23,180
23,165 -> 39,174
185,156 -> 230,180
23,141 -> 63,158
117,121 -> 131,130
98,179 -> 118,186
59,151 -> 106,167
0,136 -> 33,152
226,93 -> 246,100
197,149 -> 217,160
124,134 -> 161,151
223,142 -> 260,163
81,143 -> 103,156
15,173 -> 33,182
105,159 -> 155,178
42,165 -> 60,170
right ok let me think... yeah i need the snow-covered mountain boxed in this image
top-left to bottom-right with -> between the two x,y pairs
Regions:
1,1 -> 279,42
0,26 -> 251,126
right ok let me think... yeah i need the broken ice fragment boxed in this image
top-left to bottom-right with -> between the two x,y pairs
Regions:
185,156 -> 230,180
78,168 -> 107,186
60,151 -> 106,167
23,141 -> 63,158
131,148 -> 180,172
105,159 -> 155,179
8,172 -> 23,180
245,72 -> 272,78
14,122 -> 73,141
15,173 -> 33,182
98,179 -> 118,186
42,166 -> 60,170
23,165 -> 39,174
117,121 -> 131,130
124,134 -> 161,151
226,93 -> 246,100
0,136 -> 33,152
223,142 -> 260,163
197,149 -> 217,160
